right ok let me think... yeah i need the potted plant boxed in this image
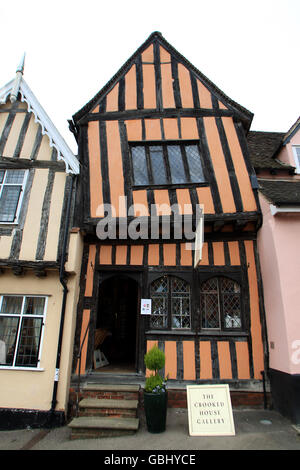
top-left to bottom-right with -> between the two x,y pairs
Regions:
143,345 -> 168,433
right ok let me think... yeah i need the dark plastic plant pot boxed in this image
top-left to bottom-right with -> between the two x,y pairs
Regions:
143,390 -> 168,433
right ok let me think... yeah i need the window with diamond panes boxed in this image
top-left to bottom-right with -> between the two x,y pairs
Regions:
130,142 -> 205,187
150,276 -> 191,329
201,277 -> 241,330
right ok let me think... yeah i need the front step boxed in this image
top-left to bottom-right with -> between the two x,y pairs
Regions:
78,398 -> 138,418
68,383 -> 141,439
68,416 -> 139,440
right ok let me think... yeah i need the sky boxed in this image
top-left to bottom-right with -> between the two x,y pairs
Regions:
0,0 -> 299,153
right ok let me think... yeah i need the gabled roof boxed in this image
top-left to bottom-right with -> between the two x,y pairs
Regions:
282,116 -> 300,145
72,31 -> 253,130
0,71 -> 79,174
247,130 -> 295,172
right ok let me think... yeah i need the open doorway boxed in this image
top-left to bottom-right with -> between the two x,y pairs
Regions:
95,275 -> 139,373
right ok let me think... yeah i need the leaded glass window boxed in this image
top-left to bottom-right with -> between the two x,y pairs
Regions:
150,275 -> 191,330
130,142 -> 205,186
0,295 -> 47,368
201,277 -> 241,330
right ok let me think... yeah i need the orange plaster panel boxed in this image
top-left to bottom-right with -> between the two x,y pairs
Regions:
106,83 -> 119,112
99,245 -> 112,265
222,117 -> 257,212
115,245 -> 127,265
132,190 -> 149,216
199,341 -> 212,379
125,65 -> 137,110
180,243 -> 193,266
178,63 -> 194,108
204,117 -> 236,213
235,341 -> 250,379
148,244 -> 160,266
183,341 -> 196,380
160,46 -> 171,63
217,342 -> 232,379
154,190 -> 171,215
142,44 -> 154,63
198,242 -> 209,266
244,240 -> 264,379
180,117 -> 198,139
88,122 -> 103,218
142,64 -> 156,109
85,245 -> 96,296
196,187 -> 215,214
146,340 -> 158,377
228,241 -> 241,265
176,189 -> 192,214
197,80 -> 212,109
165,341 -> 177,379
126,120 -> 142,141
218,100 -> 227,110
163,118 -> 179,139
213,242 -> 225,265
106,121 -> 124,216
76,309 -> 90,375
163,244 -> 176,266
130,245 -> 144,265
161,63 -> 175,109
145,119 -> 162,140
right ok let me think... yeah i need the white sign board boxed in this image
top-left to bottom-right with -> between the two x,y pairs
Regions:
141,298 -> 152,315
187,384 -> 235,436
194,206 -> 204,268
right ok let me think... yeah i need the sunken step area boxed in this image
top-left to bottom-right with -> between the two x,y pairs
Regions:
68,383 -> 140,440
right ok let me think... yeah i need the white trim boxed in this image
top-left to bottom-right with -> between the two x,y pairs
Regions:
270,204 -> 300,215
0,79 -> 79,175
292,146 -> 300,174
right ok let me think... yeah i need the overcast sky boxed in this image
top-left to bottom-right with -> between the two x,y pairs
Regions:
0,0 -> 299,153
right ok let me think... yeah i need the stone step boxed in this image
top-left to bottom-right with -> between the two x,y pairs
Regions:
68,416 -> 139,440
82,383 -> 140,400
78,398 -> 138,418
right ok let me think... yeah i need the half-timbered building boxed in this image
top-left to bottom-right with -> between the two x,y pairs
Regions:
0,58 -> 81,428
70,32 -> 267,403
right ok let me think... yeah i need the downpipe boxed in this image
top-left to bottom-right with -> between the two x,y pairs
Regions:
47,174 -> 75,427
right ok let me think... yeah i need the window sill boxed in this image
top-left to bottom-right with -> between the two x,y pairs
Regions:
0,366 -> 44,371
146,329 -> 248,337
132,182 -> 208,190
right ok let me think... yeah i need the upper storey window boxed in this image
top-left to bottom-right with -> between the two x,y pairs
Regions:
292,146 -> 300,174
130,142 -> 205,187
0,170 -> 27,223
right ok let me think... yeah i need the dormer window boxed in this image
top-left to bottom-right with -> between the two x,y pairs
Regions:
0,169 -> 28,223
292,146 -> 300,173
130,141 -> 205,187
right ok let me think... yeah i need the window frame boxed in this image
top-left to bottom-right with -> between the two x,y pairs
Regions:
129,140 -> 208,189
0,294 -> 47,370
292,146 -> 300,174
200,274 -> 244,332
0,169 -> 29,224
148,273 -> 192,331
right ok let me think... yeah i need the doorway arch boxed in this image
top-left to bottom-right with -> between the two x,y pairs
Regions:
96,274 -> 139,373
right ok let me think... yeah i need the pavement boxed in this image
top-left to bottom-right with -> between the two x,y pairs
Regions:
0,407 -> 300,452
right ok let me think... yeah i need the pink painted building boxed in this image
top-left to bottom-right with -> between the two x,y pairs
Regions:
248,117 -> 300,424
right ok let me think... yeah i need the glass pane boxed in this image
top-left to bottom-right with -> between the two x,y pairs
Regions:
150,296 -> 168,328
151,277 -> 168,294
0,317 -> 19,365
0,296 -> 23,314
150,146 -> 167,184
201,279 -> 220,329
5,170 -> 25,184
15,318 -> 42,367
0,186 -> 22,222
24,297 -> 45,315
221,278 -> 241,328
185,145 -> 204,182
171,297 -> 190,328
132,146 -> 149,185
167,145 -> 186,184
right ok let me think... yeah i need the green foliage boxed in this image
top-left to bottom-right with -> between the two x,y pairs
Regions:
144,374 -> 164,393
144,345 -> 165,375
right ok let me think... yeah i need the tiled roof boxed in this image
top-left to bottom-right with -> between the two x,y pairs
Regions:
247,131 -> 294,171
258,179 -> 300,205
